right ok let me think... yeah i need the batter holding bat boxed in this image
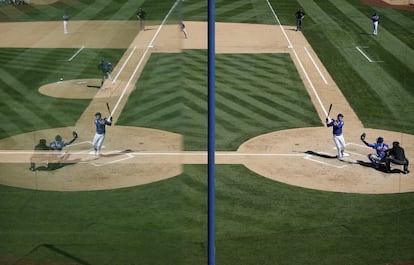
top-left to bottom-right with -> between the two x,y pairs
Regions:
326,113 -> 346,160
92,111 -> 112,158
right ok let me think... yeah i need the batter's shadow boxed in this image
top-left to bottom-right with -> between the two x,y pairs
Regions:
99,149 -> 134,158
305,150 -> 337,159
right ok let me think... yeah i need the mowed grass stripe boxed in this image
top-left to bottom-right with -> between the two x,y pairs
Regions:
215,54 -> 316,124
325,0 -> 414,72
119,51 -> 320,150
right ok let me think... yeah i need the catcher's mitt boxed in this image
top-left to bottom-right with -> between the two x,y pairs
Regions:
72,131 -> 78,139
360,132 -> 366,141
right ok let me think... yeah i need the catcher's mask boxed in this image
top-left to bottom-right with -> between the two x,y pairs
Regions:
55,135 -> 62,141
377,137 -> 384,144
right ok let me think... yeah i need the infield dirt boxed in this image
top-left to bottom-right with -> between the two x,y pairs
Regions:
0,21 -> 412,193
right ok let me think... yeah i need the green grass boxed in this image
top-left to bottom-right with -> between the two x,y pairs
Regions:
0,48 -> 125,139
117,51 -> 320,150
0,0 -> 414,264
1,165 -> 414,264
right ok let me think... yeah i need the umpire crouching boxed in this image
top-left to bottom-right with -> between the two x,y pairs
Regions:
386,141 -> 409,174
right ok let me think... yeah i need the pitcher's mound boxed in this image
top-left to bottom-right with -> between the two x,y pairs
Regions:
39,79 -> 102,99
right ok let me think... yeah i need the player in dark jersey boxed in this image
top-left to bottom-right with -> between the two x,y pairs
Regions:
386,141 -> 409,174
29,139 -> 52,171
295,8 -> 305,31
97,59 -> 113,89
92,112 -> 112,157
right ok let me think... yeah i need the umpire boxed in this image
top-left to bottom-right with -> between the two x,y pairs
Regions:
386,141 -> 409,174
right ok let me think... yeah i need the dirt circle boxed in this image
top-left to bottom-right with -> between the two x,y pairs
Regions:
239,127 -> 414,194
39,79 -> 101,99
0,126 -> 183,191
0,22 -> 412,194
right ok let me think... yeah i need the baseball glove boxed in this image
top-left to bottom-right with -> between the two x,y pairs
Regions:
72,131 -> 78,139
360,132 -> 366,141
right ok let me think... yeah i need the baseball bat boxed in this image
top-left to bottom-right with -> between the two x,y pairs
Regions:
106,102 -> 112,117
326,103 -> 332,119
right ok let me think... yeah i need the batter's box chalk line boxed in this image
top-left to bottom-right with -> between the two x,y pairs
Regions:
90,151 -> 135,167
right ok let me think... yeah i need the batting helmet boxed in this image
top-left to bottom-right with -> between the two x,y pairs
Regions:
377,137 -> 384,144
337,113 -> 344,118
95,112 -> 101,116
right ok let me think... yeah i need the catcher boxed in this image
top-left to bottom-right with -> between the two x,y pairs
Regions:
48,132 -> 78,167
360,133 -> 389,169
29,131 -> 78,171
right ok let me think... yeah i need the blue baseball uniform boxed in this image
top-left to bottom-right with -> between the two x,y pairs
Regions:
372,12 -> 379,35
98,59 -> 113,88
92,112 -> 112,157
363,137 -> 389,168
327,113 -> 346,159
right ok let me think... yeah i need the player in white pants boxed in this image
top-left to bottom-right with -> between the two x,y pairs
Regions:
92,112 -> 112,157
326,113 -> 346,159
63,11 -> 69,34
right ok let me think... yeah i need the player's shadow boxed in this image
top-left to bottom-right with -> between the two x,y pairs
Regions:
305,150 -> 337,159
35,159 -> 82,171
355,160 -> 393,173
86,84 -> 101,89
100,149 -> 134,158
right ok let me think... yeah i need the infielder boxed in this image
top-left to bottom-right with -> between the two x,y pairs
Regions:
371,12 -> 379,35
97,59 -> 113,89
360,134 -> 389,169
63,11 -> 69,34
92,112 -> 112,157
326,113 -> 346,160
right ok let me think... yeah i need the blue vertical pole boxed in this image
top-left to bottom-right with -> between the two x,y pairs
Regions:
207,0 -> 215,264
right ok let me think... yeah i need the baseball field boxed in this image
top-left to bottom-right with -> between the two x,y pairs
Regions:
0,0 -> 413,264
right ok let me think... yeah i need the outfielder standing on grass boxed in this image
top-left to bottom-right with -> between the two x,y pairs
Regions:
326,113 -> 346,160
97,59 -> 113,89
371,12 -> 379,35
92,112 -> 112,158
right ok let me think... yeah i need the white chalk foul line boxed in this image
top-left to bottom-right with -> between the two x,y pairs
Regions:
111,0 -> 181,118
304,46 -> 328,85
304,155 -> 348,168
266,0 -> 329,117
68,46 -> 84,62
356,46 -> 384,63
112,46 -> 137,84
